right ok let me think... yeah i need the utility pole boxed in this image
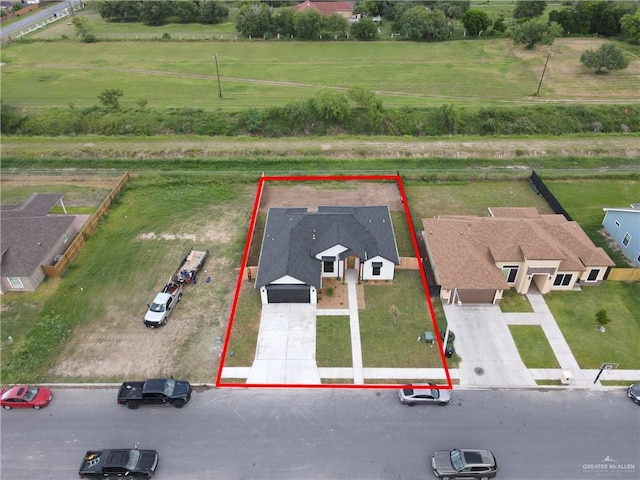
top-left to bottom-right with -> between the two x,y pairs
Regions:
535,49 -> 552,96
213,54 -> 222,99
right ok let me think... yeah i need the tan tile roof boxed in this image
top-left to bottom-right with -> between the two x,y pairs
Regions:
423,208 -> 614,290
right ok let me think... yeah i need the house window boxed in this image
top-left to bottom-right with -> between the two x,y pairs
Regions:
501,265 -> 519,283
587,269 -> 600,282
553,273 -> 573,286
615,220 -> 620,228
622,233 -> 631,247
322,256 -> 335,273
372,262 -> 382,276
9,277 -> 24,288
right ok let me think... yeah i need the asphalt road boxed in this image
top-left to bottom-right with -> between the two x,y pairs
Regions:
1,387 -> 638,479
1,2 -> 74,39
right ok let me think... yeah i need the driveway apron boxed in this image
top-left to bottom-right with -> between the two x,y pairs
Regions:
443,303 -> 536,387
246,303 -> 321,384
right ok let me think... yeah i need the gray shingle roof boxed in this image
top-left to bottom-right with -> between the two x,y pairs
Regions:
256,206 -> 399,289
1,194 -> 75,277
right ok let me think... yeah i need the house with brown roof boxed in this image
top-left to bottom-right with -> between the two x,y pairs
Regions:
293,1 -> 354,18
422,207 -> 614,305
1,193 -> 86,292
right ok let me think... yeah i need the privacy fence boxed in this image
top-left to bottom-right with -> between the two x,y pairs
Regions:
41,172 -> 130,278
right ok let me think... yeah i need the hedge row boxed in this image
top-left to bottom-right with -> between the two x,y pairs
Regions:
2,103 -> 637,137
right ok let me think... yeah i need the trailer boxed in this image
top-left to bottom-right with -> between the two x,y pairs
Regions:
173,249 -> 208,284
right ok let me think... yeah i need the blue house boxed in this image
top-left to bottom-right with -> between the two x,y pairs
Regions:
602,205 -> 640,267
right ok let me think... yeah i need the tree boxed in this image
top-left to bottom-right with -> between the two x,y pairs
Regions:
513,0 -> 547,20
138,0 -> 174,26
294,9 -> 323,40
512,19 -> 562,49
310,88 -> 349,123
72,16 -> 93,42
236,3 -> 273,37
595,309 -> 610,329
621,11 -> 640,44
98,89 -> 123,110
348,84 -> 382,112
273,7 -> 295,37
97,0 -> 141,22
493,15 -> 507,33
324,13 -> 349,38
351,16 -> 379,40
199,0 -> 229,25
461,9 -> 490,36
400,6 -> 450,41
549,9 -> 582,35
174,1 -> 198,23
581,43 -> 629,73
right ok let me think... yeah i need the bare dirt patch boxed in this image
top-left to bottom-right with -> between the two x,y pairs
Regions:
259,182 -> 404,212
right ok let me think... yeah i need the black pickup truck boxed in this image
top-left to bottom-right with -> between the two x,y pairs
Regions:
79,448 -> 159,478
117,378 -> 192,410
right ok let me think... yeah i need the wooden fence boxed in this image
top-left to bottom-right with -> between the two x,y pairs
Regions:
607,268 -> 640,281
397,257 -> 420,270
41,172 -> 130,278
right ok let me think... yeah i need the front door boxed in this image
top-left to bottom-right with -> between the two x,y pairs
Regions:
347,256 -> 356,269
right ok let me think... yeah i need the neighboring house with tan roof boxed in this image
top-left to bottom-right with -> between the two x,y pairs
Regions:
1,193 -> 85,293
293,1 -> 354,18
422,207 -> 614,305
602,204 -> 640,268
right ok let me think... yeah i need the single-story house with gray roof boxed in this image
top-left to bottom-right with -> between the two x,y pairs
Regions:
255,205 -> 399,304
422,207 -> 614,305
1,193 -> 85,293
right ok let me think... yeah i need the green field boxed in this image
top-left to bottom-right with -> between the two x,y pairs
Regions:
2,37 -> 638,110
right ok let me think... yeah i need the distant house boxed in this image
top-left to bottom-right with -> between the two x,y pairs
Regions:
602,205 -> 640,267
422,207 -> 614,305
1,194 -> 85,292
293,1 -> 354,18
255,206 -> 399,304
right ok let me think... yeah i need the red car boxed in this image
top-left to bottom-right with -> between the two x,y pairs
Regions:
1,385 -> 52,410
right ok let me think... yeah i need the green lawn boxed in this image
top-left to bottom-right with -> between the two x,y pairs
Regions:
316,316 -> 352,367
509,325 -> 560,368
500,289 -> 534,313
545,281 -> 640,369
545,178 -> 640,266
360,270 -> 449,369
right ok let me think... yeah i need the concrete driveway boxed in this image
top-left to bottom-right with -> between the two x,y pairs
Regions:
246,303 -> 321,384
442,303 -> 536,387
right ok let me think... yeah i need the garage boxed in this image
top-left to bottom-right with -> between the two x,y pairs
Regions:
456,289 -> 497,304
265,284 -> 311,303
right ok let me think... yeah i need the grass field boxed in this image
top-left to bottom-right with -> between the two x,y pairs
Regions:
2,37 -> 638,110
545,178 -> 640,265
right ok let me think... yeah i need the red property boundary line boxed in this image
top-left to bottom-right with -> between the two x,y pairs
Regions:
216,174 -> 452,390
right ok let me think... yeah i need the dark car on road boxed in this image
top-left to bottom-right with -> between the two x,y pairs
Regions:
431,448 -> 498,479
79,448 -> 159,478
398,383 -> 451,406
117,378 -> 192,409
628,384 -> 640,405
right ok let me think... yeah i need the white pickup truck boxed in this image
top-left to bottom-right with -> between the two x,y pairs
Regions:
144,280 -> 182,328
143,249 -> 208,328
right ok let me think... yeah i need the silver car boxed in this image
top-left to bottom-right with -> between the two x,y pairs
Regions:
398,383 -> 451,406
431,448 -> 498,479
